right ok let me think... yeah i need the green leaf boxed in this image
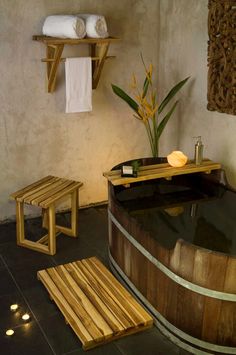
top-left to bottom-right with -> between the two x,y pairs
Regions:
156,100 -> 179,139
158,76 -> 190,114
142,76 -> 149,98
140,53 -> 150,98
140,52 -> 148,72
111,84 -> 139,114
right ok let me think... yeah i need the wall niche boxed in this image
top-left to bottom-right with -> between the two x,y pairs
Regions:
207,0 -> 236,115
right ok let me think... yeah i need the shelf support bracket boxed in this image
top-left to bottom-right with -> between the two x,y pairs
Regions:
91,42 -> 110,89
46,44 -> 64,93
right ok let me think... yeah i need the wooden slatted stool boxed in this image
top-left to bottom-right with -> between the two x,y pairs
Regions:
10,176 -> 83,255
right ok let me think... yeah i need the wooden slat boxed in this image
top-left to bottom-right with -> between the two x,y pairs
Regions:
40,181 -> 83,208
23,178 -> 67,204
86,257 -> 153,325
57,265 -> 113,338
11,175 -> 83,207
75,261 -> 135,330
82,259 -> 141,326
103,160 -> 221,186
10,175 -> 54,200
47,268 -> 104,341
200,253 -> 228,344
38,270 -> 94,345
92,42 -> 110,89
19,239 -> 51,254
47,44 -> 64,93
38,257 -> 153,350
68,263 -> 125,333
218,258 -> 236,345
32,35 -> 121,45
29,180 -> 74,205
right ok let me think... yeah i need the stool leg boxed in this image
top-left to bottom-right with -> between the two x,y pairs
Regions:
42,208 -> 49,229
71,189 -> 78,237
16,201 -> 25,245
48,205 -> 56,255
15,201 -> 53,255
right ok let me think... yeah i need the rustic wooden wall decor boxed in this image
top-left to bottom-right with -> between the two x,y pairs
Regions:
207,0 -> 236,115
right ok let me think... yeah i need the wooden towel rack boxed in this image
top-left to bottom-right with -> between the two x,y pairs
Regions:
33,35 -> 120,93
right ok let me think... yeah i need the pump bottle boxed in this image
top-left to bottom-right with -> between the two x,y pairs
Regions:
194,136 -> 203,165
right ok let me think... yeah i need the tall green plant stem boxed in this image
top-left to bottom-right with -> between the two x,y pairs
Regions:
152,114 -> 158,157
144,119 -> 158,157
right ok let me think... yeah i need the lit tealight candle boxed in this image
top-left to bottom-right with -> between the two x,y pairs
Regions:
6,329 -> 14,336
10,304 -> 19,312
22,313 -> 30,322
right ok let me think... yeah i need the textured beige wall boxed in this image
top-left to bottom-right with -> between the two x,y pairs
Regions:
0,0 -> 160,221
158,0 -> 236,187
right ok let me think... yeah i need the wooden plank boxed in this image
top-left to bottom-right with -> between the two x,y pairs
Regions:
23,178 -> 67,204
41,56 -> 114,62
201,253 -> 228,344
11,176 -> 82,205
147,240 -> 170,318
217,258 -> 236,345
68,262 -> 125,333
18,239 -> 50,254
38,257 -> 153,350
38,270 -> 94,346
10,175 -> 54,200
57,265 -> 113,338
47,44 -> 64,93
47,204 -> 56,255
176,241 -> 203,338
32,35 -> 121,45
70,189 -> 78,237
92,43 -> 109,89
16,201 -> 25,245
47,268 -> 105,341
75,261 -> 135,330
103,160 -> 221,186
224,258 -> 236,294
165,240 -> 181,327
82,257 -> 152,325
40,181 -> 83,208
88,257 -> 153,325
29,180 -> 74,205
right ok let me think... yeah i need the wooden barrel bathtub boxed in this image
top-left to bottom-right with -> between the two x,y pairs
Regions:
107,160 -> 236,354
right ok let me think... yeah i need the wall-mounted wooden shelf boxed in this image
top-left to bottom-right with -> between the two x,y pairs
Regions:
103,160 -> 221,186
33,35 -> 120,93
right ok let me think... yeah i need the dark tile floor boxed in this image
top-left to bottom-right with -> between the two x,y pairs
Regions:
0,205 -> 190,355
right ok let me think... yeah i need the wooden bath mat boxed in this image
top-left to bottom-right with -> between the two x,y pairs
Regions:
37,257 -> 153,350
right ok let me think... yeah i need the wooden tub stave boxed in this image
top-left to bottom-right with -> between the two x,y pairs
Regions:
108,178 -> 236,353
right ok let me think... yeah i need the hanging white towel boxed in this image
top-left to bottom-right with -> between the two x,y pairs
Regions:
65,57 -> 92,113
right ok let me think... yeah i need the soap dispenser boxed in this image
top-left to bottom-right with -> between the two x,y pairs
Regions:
194,136 -> 203,165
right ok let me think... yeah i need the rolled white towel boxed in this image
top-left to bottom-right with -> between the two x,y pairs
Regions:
79,14 -> 109,38
42,15 -> 86,39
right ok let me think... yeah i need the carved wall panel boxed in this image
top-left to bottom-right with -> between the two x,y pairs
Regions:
207,0 -> 236,115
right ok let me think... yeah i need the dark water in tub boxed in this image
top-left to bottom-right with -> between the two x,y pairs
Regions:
115,176 -> 236,255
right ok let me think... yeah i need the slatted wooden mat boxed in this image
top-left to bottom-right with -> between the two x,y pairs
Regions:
37,257 -> 153,350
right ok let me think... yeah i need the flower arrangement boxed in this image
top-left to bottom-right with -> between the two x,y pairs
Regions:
111,59 -> 189,157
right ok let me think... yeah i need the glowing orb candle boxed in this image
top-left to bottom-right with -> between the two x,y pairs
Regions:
6,329 -> 14,336
22,313 -> 30,322
10,304 -> 19,312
